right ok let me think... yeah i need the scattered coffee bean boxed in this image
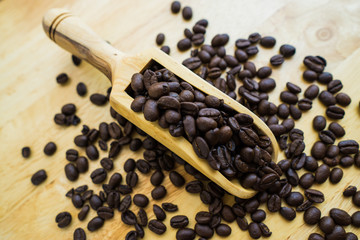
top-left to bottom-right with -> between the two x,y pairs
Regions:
90,168 -> 107,184
31,169 -> 47,185
73,227 -> 86,240
56,73 -> 69,84
319,216 -> 335,234
156,33 -> 165,45
171,1 -> 181,13
260,36 -> 276,48
87,217 -> 104,232
133,194 -> 149,208
55,211 -> 72,228
44,142 -> 56,156
171,215 -> 189,228
343,186 -> 357,197
78,205 -> 90,221
330,208 -> 351,226
304,207 -> 321,225
151,185 -> 167,200
176,228 -> 196,240
76,82 -> 87,96
22,146 -> 31,158
148,220 -> 167,235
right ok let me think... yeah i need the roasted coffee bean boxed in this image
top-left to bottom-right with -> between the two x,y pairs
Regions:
107,191 -> 120,209
126,171 -> 138,187
221,205 -> 236,223
78,205 -> 90,221
251,209 -> 266,223
161,203 -> 178,212
304,207 -> 321,225
267,194 -> 281,212
299,173 -> 315,189
99,123 -> 110,141
304,84 -> 319,100
22,146 -> 31,158
87,217 -> 104,232
124,158 -> 136,172
171,1 -> 181,13
325,224 -> 346,239
319,91 -> 336,106
329,167 -> 343,183
289,104 -> 302,119
186,180 -> 203,193
177,38 -> 192,52
353,191 -> 360,206
31,169 -> 47,185
160,45 -> 170,54
133,194 -> 149,208
150,171 -> 164,186
56,73 -> 69,84
182,6 -> 192,20
330,208 -> 351,226
74,135 -> 88,147
90,93 -> 107,106
298,98 -> 312,111
304,56 -> 325,73
248,222 -> 262,239
270,54 -> 284,66
352,211 -> 360,227
76,82 -> 87,96
137,208 -> 148,227
171,215 -> 189,229
286,82 -> 301,94
280,91 -> 298,104
335,93 -> 351,106
99,158 -> 113,171
304,189 -> 324,203
260,36 -> 276,48
216,224 -> 232,237
236,216 -> 248,230
85,145 -> 99,160
153,204 -> 166,221
297,200 -> 313,212
319,216 -> 335,234
195,223 -> 214,238
303,70 -> 318,82
64,163 -> 79,181
121,210 -> 137,225
90,195 -> 103,210
90,168 -> 107,184
327,79 -> 343,94
326,105 -> 345,119
195,211 -> 212,225
156,33 -> 165,45
305,156 -> 318,172
169,171 -> 185,187
65,149 -> 78,162
328,122 -> 345,138
315,164 -> 330,184
74,156 -> 87,173
277,104 -> 289,119
211,34 -> 229,47
319,130 -> 336,144
311,141 -> 326,159
97,206 -> 114,220
56,211 -> 72,228
61,103 -> 76,116
44,142 -> 56,156
280,207 -> 296,221
280,44 -> 296,57
258,78 -> 276,92
338,140 -> 359,154
285,192 -> 304,207
313,116 -> 326,131
318,72 -> 332,84
125,231 -> 137,240
151,185 -> 167,200
149,220 -> 167,235
192,137 -> 209,159
343,186 -> 357,197
235,38 -> 251,49
72,194 -> 84,208
248,32 -> 261,43
286,168 -> 299,186
308,233 -> 325,240
183,57 -> 202,70
192,33 -> 205,46
73,227 -> 86,240
176,228 -> 196,240
346,232 -> 358,240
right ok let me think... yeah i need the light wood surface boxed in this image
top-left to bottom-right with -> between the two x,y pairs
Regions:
1,0 -> 360,239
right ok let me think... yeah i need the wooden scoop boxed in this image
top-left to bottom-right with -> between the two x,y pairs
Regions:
43,9 -> 279,198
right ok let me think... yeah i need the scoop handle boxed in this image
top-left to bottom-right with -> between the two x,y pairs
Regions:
42,8 -> 125,81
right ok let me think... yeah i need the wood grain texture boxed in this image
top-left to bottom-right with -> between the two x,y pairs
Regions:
0,0 -> 360,239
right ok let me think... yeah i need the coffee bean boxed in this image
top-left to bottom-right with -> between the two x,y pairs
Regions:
251,209 -> 266,223
270,54 -> 284,66
149,171 -> 163,187
211,34 -> 229,47
319,216 -> 335,234
90,195 -> 103,210
61,103 -> 76,116
236,216 -> 248,230
220,205 -> 236,222
285,192 -> 304,207
182,6 -> 192,20
280,207 -> 296,221
346,232 -> 358,240
315,164 -> 330,184
153,204 -> 166,221
258,78 -> 276,92
343,186 -> 357,197
186,180 -> 203,193
56,73 -> 69,84
176,228 -> 196,240
121,210 -> 137,225
313,116 -> 326,131
170,215 -> 189,229
299,173 -> 315,189
64,163 -> 79,181
308,233 -> 325,240
260,36 -> 276,48
192,137 -> 209,159
55,211 -> 72,228
338,140 -> 359,154
171,1 -> 181,13
311,141 -> 327,159
298,98 -> 312,111
353,191 -> 360,206
85,145 -> 99,160
327,79 -> 343,94
72,194 -> 83,208
305,156 -> 318,172
124,158 -> 136,173
151,185 -> 167,200
87,216 -> 104,232
73,227 -> 86,240
248,222 -> 262,239
133,194 -> 149,208
149,220 -> 167,235
97,206 -> 114,220
76,82 -> 87,96
156,33 -> 165,45
267,194 -> 281,212
90,93 -> 107,106
335,93 -> 351,106
328,122 -> 345,138
75,156 -> 88,173
280,91 -> 298,104
215,224 -> 231,237
126,171 -> 138,187
195,223 -> 214,238
169,171 -> 185,187
31,169 -> 47,185
280,44 -> 296,57
78,205 -> 90,221
330,208 -> 351,226
304,206 -> 321,225
248,32 -> 261,43
303,70 -> 318,82
304,56 -> 325,73
329,167 -> 343,183
160,45 -> 170,54
319,90 -> 336,106
44,142 -> 56,156
326,105 -> 345,119
91,168 -> 107,184
352,211 -> 360,227
319,130 -> 336,144
183,57 -> 202,70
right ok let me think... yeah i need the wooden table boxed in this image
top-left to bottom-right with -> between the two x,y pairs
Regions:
1,0 -> 360,239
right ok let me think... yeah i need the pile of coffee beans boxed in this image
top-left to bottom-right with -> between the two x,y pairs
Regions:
24,1 -> 360,240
